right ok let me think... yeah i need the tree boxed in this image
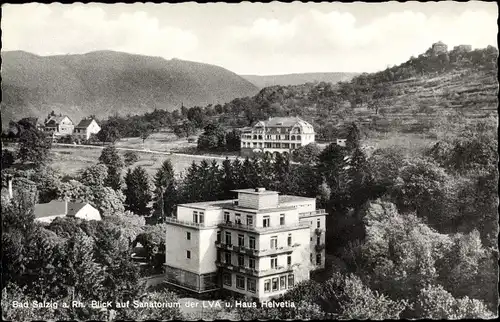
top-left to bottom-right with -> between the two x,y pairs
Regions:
105,211 -> 145,245
136,121 -> 153,143
291,143 -> 321,164
320,273 -> 408,319
368,83 -> 391,114
225,129 -> 241,151
123,151 -> 139,167
187,106 -> 207,128
173,120 -> 196,138
361,200 -> 454,301
97,122 -> 121,144
415,284 -> 494,319
134,224 -> 167,270
1,149 -> 15,169
392,158 -> 453,230
153,160 -> 177,222
79,164 -> 108,187
17,126 -> 51,165
98,145 -> 124,190
345,123 -> 361,151
99,145 -> 124,169
124,167 -> 153,216
197,123 -> 226,150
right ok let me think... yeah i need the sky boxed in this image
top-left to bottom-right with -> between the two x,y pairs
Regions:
1,2 -> 498,75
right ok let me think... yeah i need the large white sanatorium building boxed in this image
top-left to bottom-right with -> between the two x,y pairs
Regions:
240,117 -> 315,157
164,188 -> 327,300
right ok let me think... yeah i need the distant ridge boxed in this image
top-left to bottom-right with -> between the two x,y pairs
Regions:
1,50 -> 259,125
241,72 -> 359,88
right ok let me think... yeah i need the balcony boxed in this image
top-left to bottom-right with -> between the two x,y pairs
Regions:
219,221 -> 310,234
216,261 -> 297,277
216,242 -> 300,256
215,241 -> 234,251
315,228 -> 324,235
299,209 -> 327,218
315,244 -> 326,252
164,217 -> 219,228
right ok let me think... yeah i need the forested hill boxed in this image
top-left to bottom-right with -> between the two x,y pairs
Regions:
241,72 -> 359,88
216,43 -> 498,138
0,50 -> 259,127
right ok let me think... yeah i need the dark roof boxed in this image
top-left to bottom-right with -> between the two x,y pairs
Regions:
34,200 -> 87,219
75,119 -> 96,129
258,117 -> 304,127
45,115 -> 73,126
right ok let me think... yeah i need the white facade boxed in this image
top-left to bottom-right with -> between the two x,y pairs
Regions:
164,188 -> 328,300
73,204 -> 102,221
43,116 -> 74,137
34,201 -> 102,223
240,117 -> 315,157
74,119 -> 101,140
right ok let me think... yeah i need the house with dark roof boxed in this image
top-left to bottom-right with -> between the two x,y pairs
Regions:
34,200 -> 102,223
74,118 -> 101,141
43,115 -> 74,138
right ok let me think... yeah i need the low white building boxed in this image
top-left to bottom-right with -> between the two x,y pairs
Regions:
34,200 -> 101,223
164,188 -> 327,300
74,118 -> 101,141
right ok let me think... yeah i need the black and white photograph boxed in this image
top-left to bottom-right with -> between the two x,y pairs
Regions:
1,1 -> 498,320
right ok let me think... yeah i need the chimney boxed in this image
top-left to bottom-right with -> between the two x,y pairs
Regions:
8,178 -> 13,199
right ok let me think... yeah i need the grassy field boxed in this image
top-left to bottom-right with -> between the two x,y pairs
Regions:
115,131 -> 197,152
49,145 -> 228,178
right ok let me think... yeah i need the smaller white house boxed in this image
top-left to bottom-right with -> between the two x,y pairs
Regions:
74,118 -> 101,141
43,115 -> 74,138
34,200 -> 101,223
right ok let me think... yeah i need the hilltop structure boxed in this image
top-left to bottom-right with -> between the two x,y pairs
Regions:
431,41 -> 448,55
164,188 -> 327,300
240,117 -> 315,157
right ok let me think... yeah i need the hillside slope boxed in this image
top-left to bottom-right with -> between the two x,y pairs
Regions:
1,50 -> 259,125
241,72 -> 358,88
212,44 -> 498,139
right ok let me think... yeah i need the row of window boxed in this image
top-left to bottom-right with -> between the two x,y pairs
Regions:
264,274 -> 295,293
241,142 -> 300,149
243,134 -> 304,141
253,126 -> 303,134
218,231 -> 293,249
224,212 -> 289,228
222,274 -> 295,293
223,274 -> 257,292
219,252 -> 292,269
218,232 -> 256,248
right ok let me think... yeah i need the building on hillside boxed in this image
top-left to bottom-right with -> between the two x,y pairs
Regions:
240,117 -> 315,157
34,200 -> 101,223
453,44 -> 472,53
336,138 -> 347,147
431,41 -> 448,55
163,187 -> 327,300
74,118 -> 101,141
43,115 -> 74,139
